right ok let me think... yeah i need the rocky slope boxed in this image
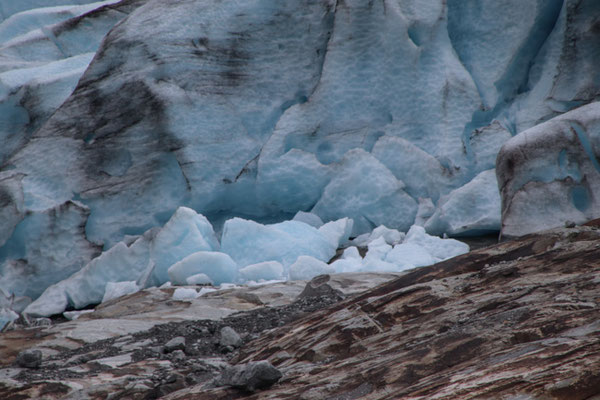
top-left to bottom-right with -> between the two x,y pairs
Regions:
2,224 -> 600,399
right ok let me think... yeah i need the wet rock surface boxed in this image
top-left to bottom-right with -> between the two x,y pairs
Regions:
2,227 -> 600,399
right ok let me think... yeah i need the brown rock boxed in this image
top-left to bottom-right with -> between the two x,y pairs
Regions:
169,226 -> 600,399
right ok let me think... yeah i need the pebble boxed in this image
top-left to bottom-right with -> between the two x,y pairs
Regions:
164,336 -> 186,353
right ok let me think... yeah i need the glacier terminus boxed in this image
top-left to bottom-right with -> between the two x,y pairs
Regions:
0,0 -> 599,322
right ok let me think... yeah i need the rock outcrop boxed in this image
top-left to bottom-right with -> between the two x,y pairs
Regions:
2,226 -> 600,399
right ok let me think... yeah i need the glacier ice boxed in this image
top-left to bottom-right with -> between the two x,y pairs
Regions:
239,261 -> 284,283
0,308 -> 18,331
220,218 -> 340,269
292,211 -> 324,228
0,0 -> 143,165
317,218 -> 354,249
385,243 -> 436,269
172,287 -> 199,301
168,252 -> 238,286
63,309 -> 94,321
149,207 -> 220,284
289,256 -> 335,281
0,200 -> 101,300
311,149 -> 417,235
497,102 -> 600,237
102,281 -> 139,303
404,225 -> 469,262
425,169 -> 501,236
23,206 -> 470,317
24,207 -> 219,316
1,0 -> 599,314
185,273 -> 213,286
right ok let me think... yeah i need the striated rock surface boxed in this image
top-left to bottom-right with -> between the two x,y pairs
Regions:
171,225 -> 600,399
2,227 -> 600,399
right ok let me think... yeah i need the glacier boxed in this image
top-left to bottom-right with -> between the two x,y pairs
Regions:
0,0 -> 599,313
23,207 -> 469,318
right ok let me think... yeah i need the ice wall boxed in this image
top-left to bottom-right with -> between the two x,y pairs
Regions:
1,0 -> 599,300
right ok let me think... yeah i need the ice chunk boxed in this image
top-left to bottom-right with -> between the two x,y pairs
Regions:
331,258 -> 362,274
186,273 -> 213,286
385,243 -> 436,268
404,225 -> 469,262
102,281 -> 140,303
27,235 -> 151,314
151,207 -> 220,283
0,308 -> 18,331
368,225 -> 405,246
350,233 -> 371,248
425,169 -> 501,236
342,246 -> 361,260
219,283 -> 240,290
331,246 -> 363,273
198,287 -> 217,296
288,256 -> 335,281
25,207 -> 219,316
172,288 -> 199,301
63,309 -> 94,321
312,149 -> 417,235
23,283 -> 68,317
365,237 -> 392,261
239,261 -> 284,282
168,251 -> 237,286
371,135 -> 453,202
318,218 -> 354,248
221,218 -> 336,268
361,258 -> 404,273
292,211 -> 324,228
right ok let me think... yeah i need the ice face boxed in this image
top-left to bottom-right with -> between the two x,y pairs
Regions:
311,149 -> 418,235
2,0 -> 600,310
0,0 -> 143,165
0,201 -> 101,300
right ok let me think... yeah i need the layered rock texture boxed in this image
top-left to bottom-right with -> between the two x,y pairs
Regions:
2,225 -> 600,399
2,0 -> 600,300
